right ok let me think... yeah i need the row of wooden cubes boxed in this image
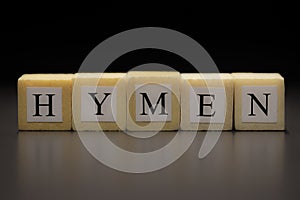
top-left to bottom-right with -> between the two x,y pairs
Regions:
18,72 -> 285,131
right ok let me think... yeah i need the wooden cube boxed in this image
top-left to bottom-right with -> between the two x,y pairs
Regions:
233,73 -> 285,130
127,71 -> 180,131
72,73 -> 126,131
18,74 -> 73,130
181,73 -> 233,130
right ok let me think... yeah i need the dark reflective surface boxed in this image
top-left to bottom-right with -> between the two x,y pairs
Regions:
1,82 -> 300,200
14,131 -> 287,200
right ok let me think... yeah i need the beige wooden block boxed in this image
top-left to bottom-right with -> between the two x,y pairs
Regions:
72,73 -> 126,131
18,74 -> 73,130
233,73 -> 285,130
127,71 -> 180,131
181,73 -> 233,130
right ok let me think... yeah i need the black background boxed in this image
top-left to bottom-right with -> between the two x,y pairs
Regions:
1,3 -> 299,84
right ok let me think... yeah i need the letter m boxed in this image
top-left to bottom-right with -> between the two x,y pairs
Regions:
139,92 -> 168,115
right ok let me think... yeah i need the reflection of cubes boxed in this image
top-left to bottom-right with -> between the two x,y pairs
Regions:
233,73 -> 285,130
127,71 -> 180,131
72,73 -> 126,131
181,73 -> 233,130
18,74 -> 73,130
